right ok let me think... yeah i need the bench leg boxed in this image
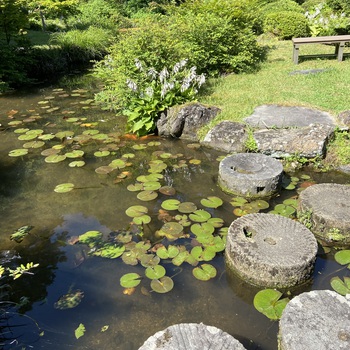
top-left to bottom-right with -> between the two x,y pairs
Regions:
336,42 -> 345,61
293,45 -> 299,64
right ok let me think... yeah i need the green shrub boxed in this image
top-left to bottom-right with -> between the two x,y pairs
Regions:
260,0 -> 304,15
264,11 -> 310,39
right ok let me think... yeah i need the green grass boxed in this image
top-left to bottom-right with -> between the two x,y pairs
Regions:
200,38 -> 350,137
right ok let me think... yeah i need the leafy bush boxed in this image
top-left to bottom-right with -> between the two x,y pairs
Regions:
260,0 -> 304,16
123,59 -> 206,136
93,0 -> 266,112
264,11 -> 310,39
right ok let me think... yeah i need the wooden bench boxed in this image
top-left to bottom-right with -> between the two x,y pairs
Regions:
292,35 -> 350,64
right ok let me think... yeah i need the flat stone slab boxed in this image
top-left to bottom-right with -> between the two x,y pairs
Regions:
279,290 -> 350,350
201,121 -> 247,153
253,124 -> 334,158
218,153 -> 283,198
244,105 -> 336,129
298,183 -> 350,245
225,213 -> 318,288
138,323 -> 246,350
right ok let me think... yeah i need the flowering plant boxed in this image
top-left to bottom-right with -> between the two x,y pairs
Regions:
123,58 -> 206,136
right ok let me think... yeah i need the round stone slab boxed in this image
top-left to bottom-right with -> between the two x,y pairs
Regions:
225,213 -> 318,288
218,153 -> 283,198
279,290 -> 350,350
298,183 -> 350,245
138,323 -> 246,350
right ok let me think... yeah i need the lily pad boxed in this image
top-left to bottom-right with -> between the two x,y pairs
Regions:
79,230 -> 102,245
54,290 -> 84,310
150,276 -> 174,293
127,183 -> 144,192
161,199 -> 181,211
192,264 -> 217,281
207,217 -> 224,228
230,197 -> 248,207
133,214 -> 151,225
45,154 -> 67,163
69,160 -> 85,167
159,186 -> 176,196
18,133 -> 37,141
125,205 -> 148,218
95,166 -> 114,174
94,150 -> 110,157
54,183 -> 75,193
137,190 -> 158,201
132,144 -> 147,150
191,223 -> 215,236
10,225 -> 34,242
41,148 -> 60,156
271,204 -> 295,217
140,254 -> 160,268
178,202 -> 197,214
145,265 -> 166,280
14,128 -> 30,134
143,181 -> 161,191
55,131 -> 74,140
23,141 -> 45,149
334,250 -> 350,268
330,276 -> 350,295
38,134 -> 55,140
156,246 -> 180,259
200,196 -> 223,209
249,200 -> 270,210
172,250 -> 189,266
93,242 -> 125,259
158,222 -> 184,241
189,210 -> 211,223
120,273 -> 141,288
109,159 -> 126,169
8,148 -> 28,157
253,289 -> 289,320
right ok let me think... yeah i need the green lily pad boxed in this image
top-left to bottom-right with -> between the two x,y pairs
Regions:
93,242 -> 125,259
137,190 -> 158,201
79,230 -> 102,245
159,152 -> 172,159
92,133 -> 108,140
122,153 -> 135,159
38,134 -> 55,140
133,214 -> 151,225
200,196 -> 223,208
65,150 -> 84,158
69,160 -> 85,167
230,197 -> 248,207
127,183 -> 144,192
241,203 -> 260,214
148,163 -> 168,173
233,208 -> 249,217
253,289 -> 289,320
45,154 -> 67,163
132,144 -> 147,150
83,129 -> 100,136
18,133 -> 37,141
147,141 -> 161,146
10,225 -> 34,242
23,141 -> 45,149
143,181 -> 161,191
94,150 -> 110,157
54,183 -> 75,193
156,246 -> 180,259
120,273 -> 141,288
95,166 -> 114,174
109,159 -> 126,169
14,128 -> 30,134
150,276 -> 174,293
249,200 -> 270,210
272,204 -> 296,217
140,254 -> 160,267
55,131 -> 74,140
122,251 -> 138,265
172,250 -> 189,266
178,202 -> 197,214
8,148 -> 29,157
145,265 -> 166,279
161,199 -> 181,211
159,186 -> 176,196
334,250 -> 350,268
174,214 -> 191,227
137,173 -> 163,183
192,264 -> 217,281
158,222 -> 184,241
125,205 -> 148,217
201,247 -> 216,261
207,217 -> 224,228
191,223 -> 215,236
330,276 -> 350,296
189,210 -> 211,223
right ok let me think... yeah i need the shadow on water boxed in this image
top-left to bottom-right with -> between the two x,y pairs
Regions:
0,86 -> 349,350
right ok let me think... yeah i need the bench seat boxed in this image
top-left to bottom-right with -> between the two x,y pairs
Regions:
292,35 -> 350,64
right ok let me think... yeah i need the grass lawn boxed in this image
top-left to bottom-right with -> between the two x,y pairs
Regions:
200,37 -> 350,137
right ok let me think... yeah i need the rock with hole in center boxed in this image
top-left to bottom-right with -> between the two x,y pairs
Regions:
225,213 -> 318,288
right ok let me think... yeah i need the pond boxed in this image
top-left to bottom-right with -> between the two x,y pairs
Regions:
0,86 -> 349,350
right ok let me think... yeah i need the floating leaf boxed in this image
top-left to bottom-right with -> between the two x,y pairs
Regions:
75,324 -> 86,339
94,150 -> 110,157
137,173 -> 163,183
282,198 -> 298,208
161,199 -> 180,210
200,196 -> 223,209
122,153 -> 135,159
14,128 -> 30,134
150,276 -> 174,293
54,183 -> 75,193
8,149 -> 28,157
330,276 -> 350,295
23,141 -> 45,149
334,250 -> 350,268
159,186 -> 176,196
92,133 -> 108,140
192,264 -> 217,281
191,223 -> 215,236
95,166 -> 114,174
189,210 -> 211,223
172,250 -> 189,266
207,217 -> 224,228
79,230 -> 102,245
69,160 -> 85,168
45,154 -> 66,163
143,181 -> 161,191
145,265 -> 166,279
122,251 -> 138,266
230,197 -> 248,207
65,150 -> 84,158
125,205 -> 148,218
132,144 -> 147,150
55,290 -> 84,310
38,134 -> 55,140
189,159 -> 201,165
109,159 -> 126,169
101,325 -> 109,332
233,208 -> 248,217
271,204 -> 295,217
18,133 -> 37,141
137,190 -> 158,201
127,183 -> 144,192
156,246 -> 179,259
41,148 -> 60,156
253,289 -> 289,320
10,225 -> 33,242
120,273 -> 141,288
158,222 -> 184,241
249,200 -> 270,210
55,131 -> 74,140
140,254 -> 160,268
178,202 -> 197,213
93,242 -> 125,259
133,214 -> 151,225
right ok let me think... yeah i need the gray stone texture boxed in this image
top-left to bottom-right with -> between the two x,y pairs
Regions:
298,183 -> 350,245
218,153 -> 283,198
279,290 -> 350,350
225,213 -> 318,288
138,323 -> 246,350
156,103 -> 220,141
337,110 -> 350,128
244,105 -> 336,129
201,121 -> 247,153
253,124 -> 334,158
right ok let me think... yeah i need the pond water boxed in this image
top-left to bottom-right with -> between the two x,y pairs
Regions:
0,87 -> 349,350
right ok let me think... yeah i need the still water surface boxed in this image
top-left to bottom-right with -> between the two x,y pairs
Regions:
0,87 -> 349,349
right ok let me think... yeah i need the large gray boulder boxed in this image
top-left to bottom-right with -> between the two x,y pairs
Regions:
156,103 -> 220,141
201,121 -> 247,153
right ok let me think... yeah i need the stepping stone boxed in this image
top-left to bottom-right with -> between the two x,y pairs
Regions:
279,290 -> 350,350
225,213 -> 318,288
218,153 -> 283,198
244,105 -> 336,129
138,323 -> 246,350
201,121 -> 247,153
298,183 -> 350,245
